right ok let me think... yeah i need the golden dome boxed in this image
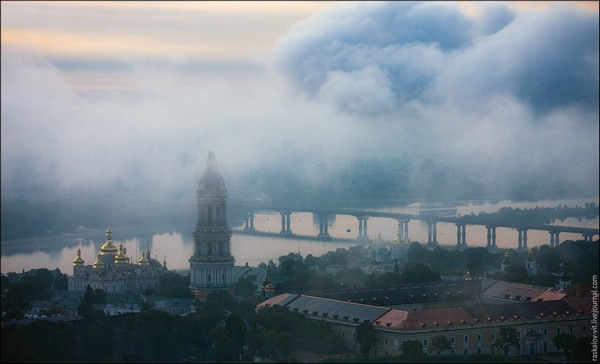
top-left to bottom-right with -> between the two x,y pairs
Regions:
114,244 -> 129,264
93,253 -> 105,268
138,254 -> 150,266
100,227 -> 118,254
73,249 -> 85,265
265,276 -> 274,292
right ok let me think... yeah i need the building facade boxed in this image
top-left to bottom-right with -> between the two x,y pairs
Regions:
68,228 -> 165,293
189,152 -> 235,297
258,290 -> 591,358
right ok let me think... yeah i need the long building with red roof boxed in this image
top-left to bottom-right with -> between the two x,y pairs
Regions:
258,291 -> 592,357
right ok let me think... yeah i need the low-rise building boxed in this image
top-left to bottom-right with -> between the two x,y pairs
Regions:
258,289 -> 591,358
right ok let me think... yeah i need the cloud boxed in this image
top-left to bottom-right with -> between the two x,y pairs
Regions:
273,2 -> 598,113
1,1 -> 598,213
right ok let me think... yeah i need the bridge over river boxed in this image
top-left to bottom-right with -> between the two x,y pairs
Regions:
236,206 -> 599,251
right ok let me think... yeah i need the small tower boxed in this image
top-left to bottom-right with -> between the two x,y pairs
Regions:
557,262 -> 572,290
99,228 -> 118,269
138,251 -> 150,266
500,250 -> 511,272
93,252 -> 105,269
463,269 -> 472,281
73,249 -> 85,267
114,243 -> 129,266
525,250 -> 537,276
264,276 -> 275,299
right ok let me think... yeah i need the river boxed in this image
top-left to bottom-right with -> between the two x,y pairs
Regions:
1,198 -> 598,275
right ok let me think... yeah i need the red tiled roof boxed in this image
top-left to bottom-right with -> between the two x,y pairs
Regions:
563,297 -> 593,315
257,293 -> 298,308
376,307 -> 474,330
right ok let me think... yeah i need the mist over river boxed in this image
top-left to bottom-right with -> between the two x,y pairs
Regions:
2,198 -> 598,275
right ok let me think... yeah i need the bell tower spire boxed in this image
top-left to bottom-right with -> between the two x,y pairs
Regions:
189,152 -> 235,297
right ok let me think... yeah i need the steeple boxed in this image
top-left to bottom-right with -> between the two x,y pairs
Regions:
557,262 -> 572,289
501,250 -> 511,272
93,252 -> 105,269
114,243 -> 129,264
100,227 -> 118,255
73,249 -> 85,266
190,152 -> 235,296
525,249 -> 537,276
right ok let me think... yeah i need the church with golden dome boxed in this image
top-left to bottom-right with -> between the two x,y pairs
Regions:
68,228 -> 166,293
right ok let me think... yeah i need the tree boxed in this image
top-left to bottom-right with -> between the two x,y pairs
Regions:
430,335 -> 452,355
235,277 -> 256,297
399,262 -> 440,283
356,322 -> 376,356
401,340 -> 424,361
3,275 -> 50,311
158,271 -> 193,298
493,327 -> 519,356
225,312 -> 247,361
572,335 -> 592,363
553,333 -> 576,361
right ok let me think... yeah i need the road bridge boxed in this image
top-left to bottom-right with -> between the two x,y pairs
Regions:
238,205 -> 599,250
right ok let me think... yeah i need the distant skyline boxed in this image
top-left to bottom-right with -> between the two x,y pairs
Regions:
2,1 -> 598,204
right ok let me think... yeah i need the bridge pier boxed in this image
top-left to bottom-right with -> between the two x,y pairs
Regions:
427,221 -> 438,248
486,225 -> 498,250
396,219 -> 410,241
456,224 -> 467,249
517,229 -> 528,251
582,233 -> 595,242
243,212 -> 255,232
549,231 -> 560,247
280,211 -> 292,236
357,216 -> 370,241
318,213 -> 330,240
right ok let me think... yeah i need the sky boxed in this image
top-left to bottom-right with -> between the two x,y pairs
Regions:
1,1 -> 599,207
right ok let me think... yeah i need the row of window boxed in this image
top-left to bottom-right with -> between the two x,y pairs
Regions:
71,279 -> 158,292
380,325 -> 586,350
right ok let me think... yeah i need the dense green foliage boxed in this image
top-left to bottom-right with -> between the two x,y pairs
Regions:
493,327 -> 519,355
1,268 -> 68,313
356,322 -> 377,356
157,271 -> 193,298
249,305 -> 348,361
464,203 -> 598,225
430,335 -> 452,355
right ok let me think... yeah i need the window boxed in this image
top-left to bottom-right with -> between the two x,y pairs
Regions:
384,338 -> 388,345
464,335 -> 469,343
583,325 -> 587,333
477,347 -> 481,354
569,326 -> 574,334
477,334 -> 482,342
352,332 -> 356,341
556,327 -> 561,334
544,341 -> 548,353
423,339 -> 428,347
544,328 -> 548,336
464,348 -> 469,355
450,336 -> 455,345
491,333 -> 495,341
517,331 -> 521,338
